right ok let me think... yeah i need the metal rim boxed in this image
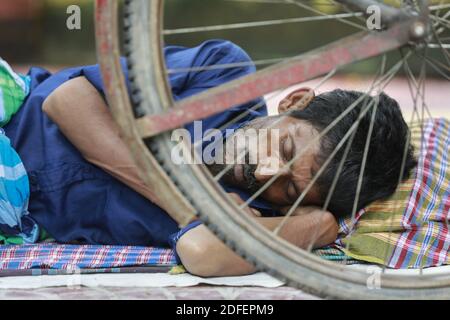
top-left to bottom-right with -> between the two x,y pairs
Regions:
95,0 -> 450,299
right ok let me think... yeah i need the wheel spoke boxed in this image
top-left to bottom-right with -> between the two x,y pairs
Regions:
380,45 -> 429,274
421,54 -> 450,80
380,116 -> 415,273
332,0 -> 367,24
96,0 -> 450,296
417,52 -> 450,73
261,52 -> 410,254
429,3 -> 450,11
285,0 -> 367,30
139,22 -> 415,138
430,22 -> 450,67
213,67 -> 338,181
276,100 -> 376,235
167,57 -> 292,74
225,0 -> 337,5
428,43 -> 450,49
403,50 -> 433,120
163,12 -> 363,35
429,14 -> 450,29
307,54 -> 387,252
271,54 -> 409,236
342,95 -> 379,262
194,91 -> 277,153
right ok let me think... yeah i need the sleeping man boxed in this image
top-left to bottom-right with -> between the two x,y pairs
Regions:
0,40 -> 416,276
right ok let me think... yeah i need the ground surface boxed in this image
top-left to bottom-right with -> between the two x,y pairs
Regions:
0,285 -> 318,300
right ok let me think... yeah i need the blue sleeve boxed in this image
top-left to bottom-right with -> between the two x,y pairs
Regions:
168,220 -> 203,264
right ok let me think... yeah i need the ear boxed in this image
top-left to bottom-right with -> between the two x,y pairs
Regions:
278,87 -> 315,114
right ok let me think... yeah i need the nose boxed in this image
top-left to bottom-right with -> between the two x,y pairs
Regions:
254,155 -> 290,183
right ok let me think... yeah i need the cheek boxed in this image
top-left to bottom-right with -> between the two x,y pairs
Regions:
260,181 -> 290,205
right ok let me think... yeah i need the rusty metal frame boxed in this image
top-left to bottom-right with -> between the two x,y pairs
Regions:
93,0 -> 450,298
135,13 -> 424,138
94,1 -> 426,219
95,0 -> 195,227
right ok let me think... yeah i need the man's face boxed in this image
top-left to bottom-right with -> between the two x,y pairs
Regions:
209,113 -> 321,207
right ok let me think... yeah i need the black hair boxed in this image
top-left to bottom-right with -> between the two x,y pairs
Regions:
289,89 -> 417,219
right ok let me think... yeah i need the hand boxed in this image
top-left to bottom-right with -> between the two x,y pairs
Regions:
228,193 -> 262,218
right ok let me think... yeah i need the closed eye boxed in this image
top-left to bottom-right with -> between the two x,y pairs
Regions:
282,135 -> 294,161
286,181 -> 298,203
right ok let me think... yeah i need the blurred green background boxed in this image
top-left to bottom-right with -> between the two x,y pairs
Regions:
0,0 -> 448,76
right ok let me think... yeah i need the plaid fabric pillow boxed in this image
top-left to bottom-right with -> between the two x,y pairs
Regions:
336,118 -> 449,269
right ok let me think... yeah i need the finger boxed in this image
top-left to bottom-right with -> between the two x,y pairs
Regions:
251,208 -> 262,217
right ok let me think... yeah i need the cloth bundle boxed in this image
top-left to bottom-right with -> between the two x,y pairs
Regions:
0,58 -> 38,244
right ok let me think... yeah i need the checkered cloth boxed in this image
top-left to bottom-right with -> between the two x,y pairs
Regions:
336,118 -> 449,269
0,243 -> 177,270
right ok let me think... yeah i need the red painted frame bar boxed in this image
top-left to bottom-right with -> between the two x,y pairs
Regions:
137,19 -> 419,138
95,0 -> 196,226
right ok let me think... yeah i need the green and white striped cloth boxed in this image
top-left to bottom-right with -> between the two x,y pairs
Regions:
0,58 -> 30,127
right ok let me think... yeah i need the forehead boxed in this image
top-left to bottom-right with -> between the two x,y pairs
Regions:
249,113 -> 305,127
257,115 -> 319,139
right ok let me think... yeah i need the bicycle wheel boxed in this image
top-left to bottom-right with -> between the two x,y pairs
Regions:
96,0 -> 450,299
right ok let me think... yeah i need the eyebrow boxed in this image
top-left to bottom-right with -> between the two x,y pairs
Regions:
288,131 -> 297,162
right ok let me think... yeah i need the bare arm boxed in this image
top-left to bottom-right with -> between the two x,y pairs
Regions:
177,208 -> 338,277
43,77 -> 338,277
42,76 -> 164,208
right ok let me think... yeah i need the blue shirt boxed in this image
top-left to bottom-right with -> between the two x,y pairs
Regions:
4,40 -> 276,248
